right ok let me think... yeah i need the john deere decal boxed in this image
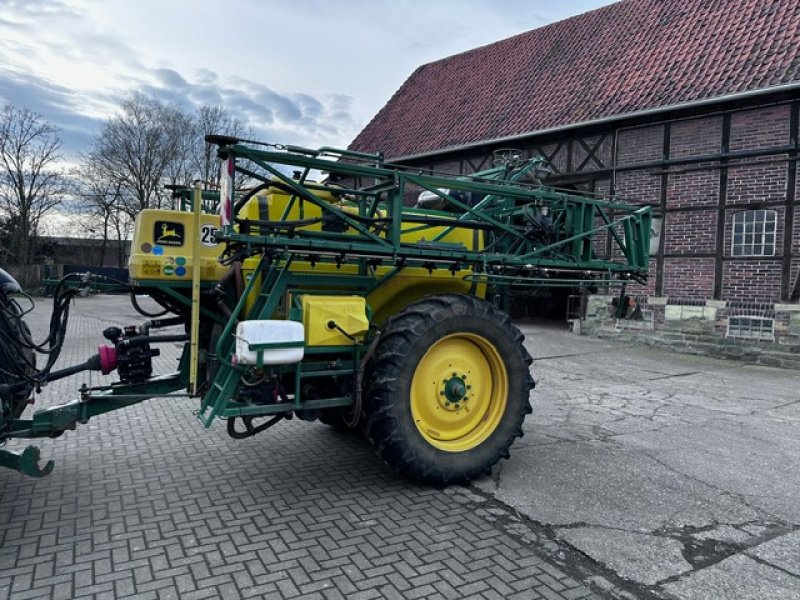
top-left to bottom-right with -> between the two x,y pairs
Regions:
154,221 -> 184,247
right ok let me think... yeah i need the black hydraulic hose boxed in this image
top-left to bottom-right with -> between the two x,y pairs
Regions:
226,414 -> 284,439
232,179 -> 340,217
0,354 -> 100,396
234,216 -> 324,229
0,277 -> 80,386
1,272 -> 154,394
0,382 -> 26,396
232,182 -> 273,216
146,316 -> 185,329
238,213 -> 512,231
130,289 -> 169,318
41,356 -> 102,384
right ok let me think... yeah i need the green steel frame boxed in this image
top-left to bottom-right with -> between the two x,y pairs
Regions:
212,139 -> 651,288
190,138 -> 651,427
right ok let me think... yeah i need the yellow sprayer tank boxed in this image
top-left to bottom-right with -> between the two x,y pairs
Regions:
129,187 -> 484,322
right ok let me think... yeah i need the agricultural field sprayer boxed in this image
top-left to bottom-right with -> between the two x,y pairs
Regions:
0,136 -> 651,484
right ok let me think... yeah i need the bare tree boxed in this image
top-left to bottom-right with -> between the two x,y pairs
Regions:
73,163 -> 131,267
0,105 -> 66,266
194,105 -> 251,188
162,110 -> 195,197
89,94 -> 192,218
83,97 -> 255,247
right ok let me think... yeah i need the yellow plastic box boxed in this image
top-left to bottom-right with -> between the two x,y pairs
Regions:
301,295 -> 369,346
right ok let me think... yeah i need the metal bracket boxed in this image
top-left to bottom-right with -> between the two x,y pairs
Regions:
0,445 -> 54,477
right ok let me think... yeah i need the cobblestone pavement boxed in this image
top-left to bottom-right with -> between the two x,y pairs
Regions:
1,296 -> 601,600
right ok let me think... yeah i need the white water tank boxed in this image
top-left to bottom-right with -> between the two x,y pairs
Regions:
233,320 -> 305,365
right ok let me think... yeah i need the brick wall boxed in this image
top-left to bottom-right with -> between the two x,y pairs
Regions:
722,261 -> 783,302
729,105 -> 790,151
726,156 -> 788,205
615,170 -> 661,204
670,117 -> 722,157
794,206 -> 800,256
796,162 -> 800,202
664,210 -> 717,254
617,125 -> 663,166
663,257 -> 715,298
666,167 -> 718,208
421,98 -> 798,309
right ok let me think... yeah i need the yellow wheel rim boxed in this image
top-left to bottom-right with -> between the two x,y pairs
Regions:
410,333 -> 508,452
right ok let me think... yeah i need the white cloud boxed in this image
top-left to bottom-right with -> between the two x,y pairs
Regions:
0,0 -> 614,156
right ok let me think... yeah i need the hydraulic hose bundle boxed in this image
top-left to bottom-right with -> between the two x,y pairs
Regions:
0,268 -> 37,419
0,270 -> 130,408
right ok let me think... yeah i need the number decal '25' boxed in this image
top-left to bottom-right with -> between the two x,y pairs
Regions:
200,224 -> 220,247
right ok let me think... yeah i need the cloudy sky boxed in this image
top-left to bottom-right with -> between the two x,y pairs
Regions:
0,0 -> 613,157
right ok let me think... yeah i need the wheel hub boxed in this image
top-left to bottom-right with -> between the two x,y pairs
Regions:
441,374 -> 469,409
411,333 -> 508,451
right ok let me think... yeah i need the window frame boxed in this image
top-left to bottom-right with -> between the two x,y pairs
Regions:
731,209 -> 777,258
726,315 -> 775,341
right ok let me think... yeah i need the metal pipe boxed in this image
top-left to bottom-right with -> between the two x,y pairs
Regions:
116,334 -> 189,349
189,183 -> 202,396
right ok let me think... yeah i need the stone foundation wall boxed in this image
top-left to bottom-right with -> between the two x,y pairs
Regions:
580,294 -> 800,369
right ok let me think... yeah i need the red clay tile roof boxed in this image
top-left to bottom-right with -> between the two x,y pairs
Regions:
349,0 -> 800,159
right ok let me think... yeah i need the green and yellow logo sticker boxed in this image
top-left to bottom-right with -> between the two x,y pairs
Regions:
154,221 -> 184,247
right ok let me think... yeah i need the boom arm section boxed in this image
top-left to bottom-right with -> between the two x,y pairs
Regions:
211,138 -> 651,293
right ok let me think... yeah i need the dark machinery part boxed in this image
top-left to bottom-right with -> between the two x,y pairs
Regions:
522,204 -> 558,246
0,272 -> 35,420
237,374 -> 279,405
226,414 -> 284,439
102,326 -> 194,383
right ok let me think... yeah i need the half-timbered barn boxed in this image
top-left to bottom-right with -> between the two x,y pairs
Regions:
349,0 -> 800,361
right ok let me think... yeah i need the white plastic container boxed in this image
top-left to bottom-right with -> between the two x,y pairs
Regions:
233,320 -> 305,365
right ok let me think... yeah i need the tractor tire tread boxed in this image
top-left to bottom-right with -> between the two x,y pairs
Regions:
362,294 -> 535,486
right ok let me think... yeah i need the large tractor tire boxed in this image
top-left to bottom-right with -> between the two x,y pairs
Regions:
363,294 -> 534,485
0,311 -> 35,419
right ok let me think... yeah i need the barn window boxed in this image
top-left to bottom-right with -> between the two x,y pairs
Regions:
731,210 -> 777,257
726,316 -> 774,341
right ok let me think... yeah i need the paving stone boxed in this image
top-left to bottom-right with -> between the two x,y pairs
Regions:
0,296 -> 596,600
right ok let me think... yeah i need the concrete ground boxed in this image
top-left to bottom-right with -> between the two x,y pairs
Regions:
484,320 -> 800,599
1,294 -> 799,599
